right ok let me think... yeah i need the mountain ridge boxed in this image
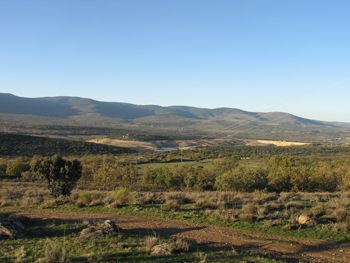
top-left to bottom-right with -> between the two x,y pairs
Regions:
0,93 -> 336,124
0,93 -> 349,142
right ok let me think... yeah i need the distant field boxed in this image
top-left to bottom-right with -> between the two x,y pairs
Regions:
88,137 -> 156,150
247,139 -> 311,147
87,137 -> 242,151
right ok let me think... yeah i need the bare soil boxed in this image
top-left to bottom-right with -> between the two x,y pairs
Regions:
87,137 -> 156,150
247,140 -> 310,147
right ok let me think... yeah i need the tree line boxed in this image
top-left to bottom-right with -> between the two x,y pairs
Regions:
2,154 -> 350,193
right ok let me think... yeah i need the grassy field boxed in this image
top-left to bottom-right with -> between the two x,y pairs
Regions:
2,181 -> 350,243
1,219 -> 281,262
3,180 -> 350,262
0,207 -> 282,263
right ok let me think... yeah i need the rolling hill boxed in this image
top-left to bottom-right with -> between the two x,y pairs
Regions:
0,93 -> 349,142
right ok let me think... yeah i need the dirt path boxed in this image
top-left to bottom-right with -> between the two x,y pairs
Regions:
7,209 -> 350,262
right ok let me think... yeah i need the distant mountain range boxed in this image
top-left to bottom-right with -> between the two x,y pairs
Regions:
0,93 -> 349,142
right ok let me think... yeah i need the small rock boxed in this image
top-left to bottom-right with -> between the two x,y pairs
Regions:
82,219 -> 90,226
151,243 -> 174,256
298,214 -> 311,225
97,220 -> 119,235
80,226 -> 96,238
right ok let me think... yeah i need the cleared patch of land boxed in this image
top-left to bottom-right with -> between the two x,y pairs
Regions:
87,137 -> 241,151
247,140 -> 311,147
88,137 -> 156,150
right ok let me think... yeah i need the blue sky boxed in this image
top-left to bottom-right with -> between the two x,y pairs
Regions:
0,0 -> 349,121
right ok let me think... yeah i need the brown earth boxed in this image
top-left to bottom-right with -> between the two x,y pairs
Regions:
87,137 -> 156,150
5,209 -> 350,262
246,140 -> 311,147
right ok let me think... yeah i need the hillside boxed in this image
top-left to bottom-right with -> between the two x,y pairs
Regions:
0,93 -> 349,142
0,133 -> 135,156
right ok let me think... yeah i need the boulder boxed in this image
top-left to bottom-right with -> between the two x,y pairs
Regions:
79,220 -> 119,239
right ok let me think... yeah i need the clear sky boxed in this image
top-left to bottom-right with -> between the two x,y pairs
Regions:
0,0 -> 349,122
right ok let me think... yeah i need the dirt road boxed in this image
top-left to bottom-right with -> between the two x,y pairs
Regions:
7,209 -> 350,262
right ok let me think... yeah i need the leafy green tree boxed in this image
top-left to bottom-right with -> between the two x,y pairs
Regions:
34,156 -> 82,197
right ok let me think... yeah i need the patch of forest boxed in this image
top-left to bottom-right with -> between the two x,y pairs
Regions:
0,133 -> 135,156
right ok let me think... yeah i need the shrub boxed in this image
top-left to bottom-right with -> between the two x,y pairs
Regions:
33,156 -> 82,197
239,204 -> 257,223
161,199 -> 181,211
14,246 -> 27,263
91,162 -> 136,191
136,192 -> 164,205
267,156 -> 293,192
239,212 -> 255,223
20,195 -> 44,206
173,239 -> 190,252
165,193 -> 192,205
21,171 -> 40,181
144,236 -> 159,252
6,159 -> 30,177
310,205 -> 326,218
44,240 -> 66,263
333,208 -> 348,222
194,197 -> 218,210
191,169 -> 216,191
215,167 -> 267,192
76,191 -> 106,207
110,187 -> 135,206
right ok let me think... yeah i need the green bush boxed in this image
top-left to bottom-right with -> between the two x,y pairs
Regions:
215,167 -> 267,192
5,159 -> 30,177
76,191 -> 105,207
267,156 -> 293,192
111,187 -> 135,206
34,156 -> 82,197
21,171 -> 40,181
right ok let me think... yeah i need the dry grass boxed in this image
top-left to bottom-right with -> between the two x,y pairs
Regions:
75,191 -> 107,207
172,239 -> 190,252
239,204 -> 257,223
161,199 -> 181,211
144,236 -> 159,252
3,181 -> 350,232
109,187 -> 135,207
44,240 -> 66,263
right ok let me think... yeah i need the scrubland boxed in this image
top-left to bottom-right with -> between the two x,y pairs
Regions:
2,146 -> 350,262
